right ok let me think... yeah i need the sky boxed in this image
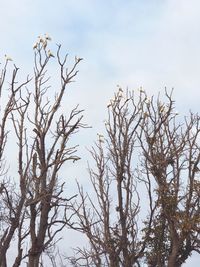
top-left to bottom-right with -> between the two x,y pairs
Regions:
1,0 -> 200,265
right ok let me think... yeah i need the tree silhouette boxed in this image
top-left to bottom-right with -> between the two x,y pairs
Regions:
0,36 -> 199,267
0,35 -> 84,267
68,89 -> 200,267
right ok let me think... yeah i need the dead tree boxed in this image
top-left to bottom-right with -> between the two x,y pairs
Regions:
68,89 -> 199,267
0,35 -> 84,267
68,89 -> 155,267
0,59 -> 31,267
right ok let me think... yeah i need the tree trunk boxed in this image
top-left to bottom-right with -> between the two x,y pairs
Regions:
0,257 -> 7,267
167,244 -> 179,267
28,252 -> 40,267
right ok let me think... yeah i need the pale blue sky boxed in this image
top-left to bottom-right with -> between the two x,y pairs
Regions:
1,0 -> 200,265
2,0 -> 200,116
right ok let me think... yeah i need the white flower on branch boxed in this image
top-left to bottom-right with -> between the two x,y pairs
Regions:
48,50 -> 54,58
97,133 -> 104,143
33,42 -> 38,49
75,56 -> 83,63
38,35 -> 45,43
5,54 -> 12,61
139,87 -> 145,93
44,33 -> 52,41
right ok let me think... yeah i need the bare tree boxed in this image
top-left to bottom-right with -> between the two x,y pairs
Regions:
0,60 -> 32,267
68,89 -> 155,267
0,35 -> 84,267
68,89 -> 200,267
